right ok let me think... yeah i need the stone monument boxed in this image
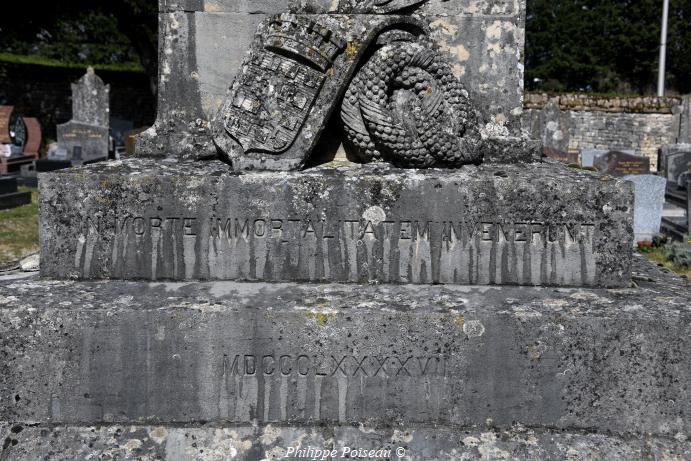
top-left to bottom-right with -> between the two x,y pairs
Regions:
2,1 -> 691,459
54,68 -> 110,165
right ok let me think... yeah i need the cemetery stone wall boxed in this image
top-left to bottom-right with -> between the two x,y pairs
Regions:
523,93 -> 685,169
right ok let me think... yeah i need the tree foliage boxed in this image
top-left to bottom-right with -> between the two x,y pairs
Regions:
526,0 -> 691,94
0,0 -> 157,94
1,1 -> 690,96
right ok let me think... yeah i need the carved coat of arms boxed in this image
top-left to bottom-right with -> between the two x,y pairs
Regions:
212,0 -> 481,171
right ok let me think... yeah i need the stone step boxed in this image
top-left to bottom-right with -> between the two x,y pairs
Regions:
1,257 -> 689,439
2,423 -> 689,460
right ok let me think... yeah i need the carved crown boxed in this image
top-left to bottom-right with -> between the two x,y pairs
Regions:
265,13 -> 345,72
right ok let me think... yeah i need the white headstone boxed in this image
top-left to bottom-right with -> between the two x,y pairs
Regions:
624,174 -> 667,242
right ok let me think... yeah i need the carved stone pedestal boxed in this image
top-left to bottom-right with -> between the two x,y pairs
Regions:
39,158 -> 632,287
1,257 -> 689,459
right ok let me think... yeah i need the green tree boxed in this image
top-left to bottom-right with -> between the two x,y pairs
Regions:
526,0 -> 689,95
0,0 -> 157,96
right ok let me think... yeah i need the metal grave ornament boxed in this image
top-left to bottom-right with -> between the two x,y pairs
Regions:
212,0 -> 483,171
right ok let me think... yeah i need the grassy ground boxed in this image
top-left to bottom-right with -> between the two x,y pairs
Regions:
637,247 -> 691,279
0,186 -> 39,265
0,52 -> 145,73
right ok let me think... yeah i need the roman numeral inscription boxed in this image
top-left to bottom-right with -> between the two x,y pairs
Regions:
223,354 -> 447,378
76,214 -> 596,285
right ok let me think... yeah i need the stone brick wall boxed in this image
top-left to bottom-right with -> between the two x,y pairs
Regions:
0,61 -> 155,144
523,93 -> 689,169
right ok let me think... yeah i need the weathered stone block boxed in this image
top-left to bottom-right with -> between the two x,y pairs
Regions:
39,159 -> 632,286
1,259 -> 689,436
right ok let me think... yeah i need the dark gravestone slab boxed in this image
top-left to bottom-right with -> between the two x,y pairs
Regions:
35,159 -> 72,172
56,121 -> 108,165
22,117 -> 41,156
680,171 -> 691,190
660,144 -> 691,181
0,176 -> 17,194
594,151 -> 650,177
0,176 -> 31,210
544,146 -> 578,164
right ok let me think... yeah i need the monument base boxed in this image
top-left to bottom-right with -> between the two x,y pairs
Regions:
3,424 -> 690,460
1,257 -> 690,456
39,158 -> 633,287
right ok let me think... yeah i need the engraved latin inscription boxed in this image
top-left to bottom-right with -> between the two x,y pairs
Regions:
83,215 -> 596,245
76,213 -> 598,285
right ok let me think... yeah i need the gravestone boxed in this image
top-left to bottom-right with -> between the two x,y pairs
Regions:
660,143 -> 691,183
56,68 -> 110,165
623,174 -> 667,242
667,150 -> 691,187
580,148 -> 638,168
0,108 -> 40,174
4,1 -> 691,460
680,170 -> 691,190
0,105 -> 13,144
21,117 -> 41,156
594,150 -> 651,176
0,106 -> 26,155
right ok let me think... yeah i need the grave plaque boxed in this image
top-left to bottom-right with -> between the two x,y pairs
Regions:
56,121 -> 108,164
594,151 -> 650,177
544,146 -> 578,164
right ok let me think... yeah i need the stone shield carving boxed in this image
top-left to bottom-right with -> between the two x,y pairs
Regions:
212,12 -> 481,171
223,14 -> 344,155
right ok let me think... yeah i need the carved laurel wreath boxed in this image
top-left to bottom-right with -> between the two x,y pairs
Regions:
341,41 -> 481,168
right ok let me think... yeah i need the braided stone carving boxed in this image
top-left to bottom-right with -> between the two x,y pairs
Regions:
341,41 -> 481,168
